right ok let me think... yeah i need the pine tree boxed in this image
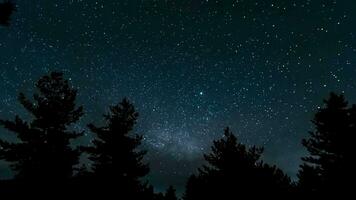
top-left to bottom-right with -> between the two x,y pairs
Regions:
0,72 -> 83,182
85,98 -> 149,196
164,185 -> 178,200
298,92 -> 356,194
0,0 -> 15,26
184,127 -> 291,199
201,127 -> 263,175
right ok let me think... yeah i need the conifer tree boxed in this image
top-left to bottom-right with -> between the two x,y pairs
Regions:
164,185 -> 178,200
85,98 -> 149,196
184,127 -> 291,199
298,92 -> 356,194
0,72 -> 84,181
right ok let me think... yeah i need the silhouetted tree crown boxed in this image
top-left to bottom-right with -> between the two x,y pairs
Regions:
201,127 -> 263,174
164,185 -> 178,200
0,72 -> 83,181
298,92 -> 356,194
85,98 -> 149,196
0,0 -> 15,26
184,127 -> 291,199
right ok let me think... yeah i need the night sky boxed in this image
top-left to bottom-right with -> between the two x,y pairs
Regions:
1,0 -> 356,193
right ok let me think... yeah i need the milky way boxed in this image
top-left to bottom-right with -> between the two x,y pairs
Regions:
1,0 -> 356,192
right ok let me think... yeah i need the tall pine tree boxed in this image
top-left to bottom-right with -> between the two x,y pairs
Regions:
298,92 -> 356,194
164,185 -> 178,200
85,98 -> 149,196
0,72 -> 83,182
184,127 -> 291,199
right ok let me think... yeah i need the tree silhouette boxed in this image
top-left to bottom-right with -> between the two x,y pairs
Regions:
84,98 -> 149,197
183,127 -> 291,199
164,185 -> 178,200
0,72 -> 83,183
0,0 -> 15,26
151,185 -> 178,200
298,92 -> 356,194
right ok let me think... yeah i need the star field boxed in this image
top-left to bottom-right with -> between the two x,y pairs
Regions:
1,0 -> 356,193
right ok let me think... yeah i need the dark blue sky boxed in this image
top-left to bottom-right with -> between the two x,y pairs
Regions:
1,0 -> 356,193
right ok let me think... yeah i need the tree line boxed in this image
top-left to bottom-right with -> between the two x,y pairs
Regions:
0,72 -> 354,198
